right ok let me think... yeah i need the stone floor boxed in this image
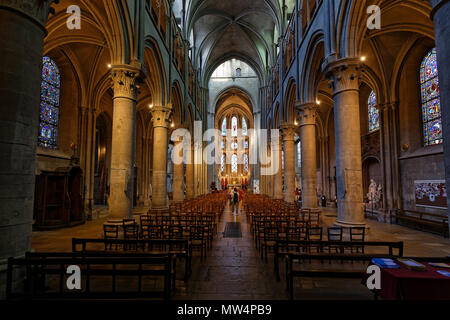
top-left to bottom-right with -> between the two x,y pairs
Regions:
31,204 -> 450,300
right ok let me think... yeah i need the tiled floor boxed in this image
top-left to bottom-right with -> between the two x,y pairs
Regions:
31,204 -> 450,300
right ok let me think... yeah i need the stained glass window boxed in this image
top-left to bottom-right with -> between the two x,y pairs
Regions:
231,154 -> 238,173
231,141 -> 238,150
421,48 -> 442,146
221,154 -> 225,173
221,140 -> 224,150
231,117 -> 238,137
39,56 -> 60,148
297,141 -> 301,167
244,154 -> 249,173
242,117 -> 248,136
222,118 -> 227,136
244,139 -> 249,149
368,91 -> 379,133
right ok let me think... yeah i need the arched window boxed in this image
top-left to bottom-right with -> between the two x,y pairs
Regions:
421,48 -> 442,146
221,154 -> 225,173
231,116 -> 238,137
244,153 -> 249,173
368,91 -> 379,133
39,56 -> 60,148
297,141 -> 302,167
222,118 -> 227,136
242,117 -> 248,136
231,154 -> 238,173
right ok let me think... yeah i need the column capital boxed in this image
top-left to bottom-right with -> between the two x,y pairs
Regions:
150,105 -> 173,128
324,58 -> 362,95
280,122 -> 296,141
110,65 -> 145,100
0,0 -> 57,28
295,102 -> 318,126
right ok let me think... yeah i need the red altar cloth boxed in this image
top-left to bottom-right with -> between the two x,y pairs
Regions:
364,262 -> 450,300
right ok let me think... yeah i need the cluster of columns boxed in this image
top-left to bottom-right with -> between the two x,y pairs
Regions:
260,58 -> 367,228
171,131 -> 195,203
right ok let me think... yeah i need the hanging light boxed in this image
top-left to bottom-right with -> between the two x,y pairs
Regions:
149,104 -> 153,109
360,56 -> 366,62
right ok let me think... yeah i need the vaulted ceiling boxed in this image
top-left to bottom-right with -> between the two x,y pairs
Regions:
184,0 -> 294,83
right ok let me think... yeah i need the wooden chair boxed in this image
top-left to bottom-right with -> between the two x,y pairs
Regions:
189,225 -> 207,260
350,227 -> 366,253
261,226 -> 278,263
327,227 -> 343,253
306,226 -> 323,253
123,223 -> 139,250
103,224 -> 119,250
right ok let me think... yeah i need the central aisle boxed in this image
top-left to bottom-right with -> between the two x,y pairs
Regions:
175,202 -> 288,300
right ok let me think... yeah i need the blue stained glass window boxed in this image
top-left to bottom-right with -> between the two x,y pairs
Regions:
368,91 -> 379,133
421,48 -> 442,146
244,153 -> 249,173
221,154 -> 225,173
231,154 -> 238,173
38,57 -> 60,148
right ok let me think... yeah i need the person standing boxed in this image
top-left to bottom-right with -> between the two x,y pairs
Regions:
232,187 -> 239,213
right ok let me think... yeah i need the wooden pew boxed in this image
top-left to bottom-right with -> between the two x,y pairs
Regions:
393,209 -> 449,237
274,240 -> 404,281
6,255 -> 174,301
72,238 -> 192,282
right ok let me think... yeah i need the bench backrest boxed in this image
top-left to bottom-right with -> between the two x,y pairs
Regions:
6,255 -> 173,300
275,240 -> 404,256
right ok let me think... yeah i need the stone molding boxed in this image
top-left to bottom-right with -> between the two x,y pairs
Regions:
324,58 -> 361,95
0,0 -> 56,27
150,105 -> 173,128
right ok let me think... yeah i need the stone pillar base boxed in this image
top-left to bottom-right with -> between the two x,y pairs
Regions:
333,220 -> 368,229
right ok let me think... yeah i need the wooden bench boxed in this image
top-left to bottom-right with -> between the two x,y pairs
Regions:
393,209 -> 449,237
6,255 -> 174,301
24,251 -> 179,293
72,238 -> 192,282
274,240 -> 404,281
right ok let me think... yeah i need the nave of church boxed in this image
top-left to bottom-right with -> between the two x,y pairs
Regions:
1,0 -> 450,301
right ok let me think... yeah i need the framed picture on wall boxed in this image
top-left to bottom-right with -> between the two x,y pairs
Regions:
414,180 -> 447,209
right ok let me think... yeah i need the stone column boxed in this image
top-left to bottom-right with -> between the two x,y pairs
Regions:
185,142 -> 195,199
109,66 -> 141,218
430,0 -> 450,235
281,123 -> 296,202
273,136 -> 284,199
0,0 -> 55,297
172,137 -> 185,203
297,103 -> 318,208
325,59 -> 365,227
150,105 -> 173,209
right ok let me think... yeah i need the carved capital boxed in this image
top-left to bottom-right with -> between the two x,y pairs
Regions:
0,0 -> 57,28
150,105 -> 173,128
280,122 -> 296,141
324,58 -> 362,95
295,102 -> 318,127
111,65 -> 145,100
